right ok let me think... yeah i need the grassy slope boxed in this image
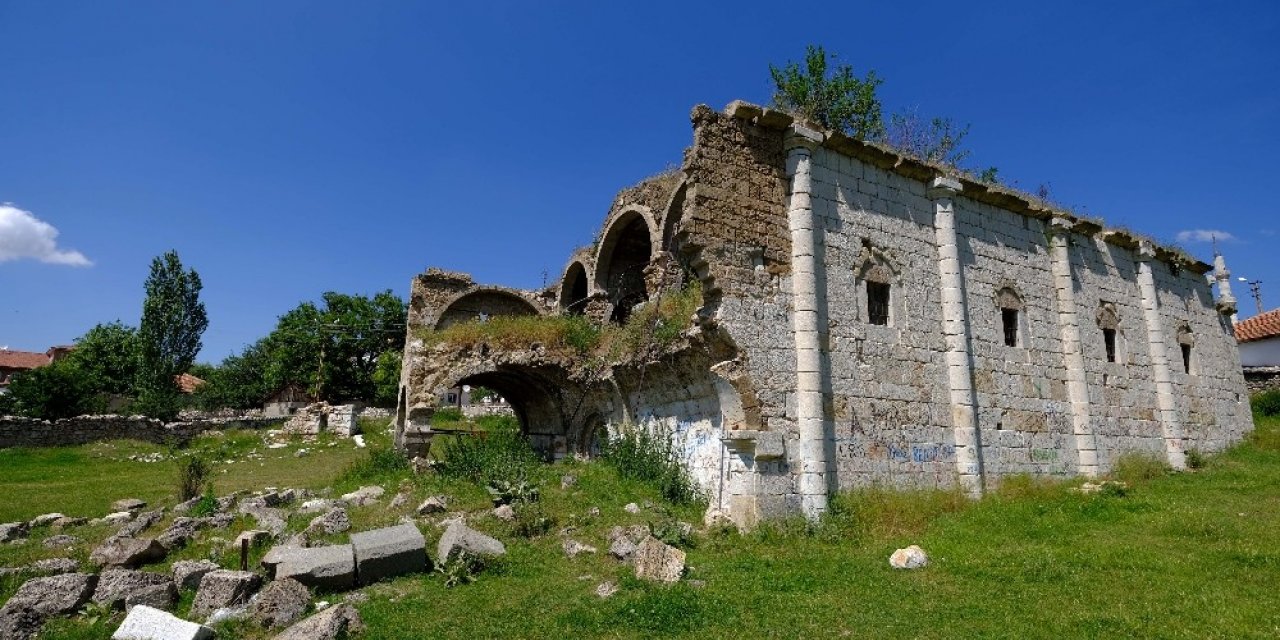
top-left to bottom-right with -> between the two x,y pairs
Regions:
2,416 -> 1278,639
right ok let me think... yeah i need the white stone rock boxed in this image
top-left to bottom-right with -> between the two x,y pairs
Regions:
112,605 -> 213,640
889,545 -> 929,569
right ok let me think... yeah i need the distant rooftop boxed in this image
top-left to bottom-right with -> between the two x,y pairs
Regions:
1236,309 -> 1280,343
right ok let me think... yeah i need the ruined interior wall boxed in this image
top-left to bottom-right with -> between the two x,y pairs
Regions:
681,108 -> 793,435
952,200 -> 1077,476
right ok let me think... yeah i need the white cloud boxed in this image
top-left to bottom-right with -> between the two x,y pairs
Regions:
0,204 -> 92,266
1175,229 -> 1236,244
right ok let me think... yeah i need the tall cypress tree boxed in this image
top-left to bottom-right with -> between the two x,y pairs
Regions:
135,250 -> 208,421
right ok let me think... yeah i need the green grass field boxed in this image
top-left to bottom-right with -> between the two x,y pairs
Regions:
2,415 -> 1278,639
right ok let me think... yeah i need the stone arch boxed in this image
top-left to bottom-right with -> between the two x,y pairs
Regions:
559,261 -> 590,315
594,206 -> 657,323
434,289 -> 540,330
442,364 -> 571,458
710,359 -> 762,431
660,180 -> 688,252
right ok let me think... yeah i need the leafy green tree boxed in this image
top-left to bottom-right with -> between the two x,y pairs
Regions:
135,251 -> 208,421
4,359 -> 101,419
69,322 -> 140,396
194,291 -> 405,410
770,44 -> 883,139
372,349 -> 402,408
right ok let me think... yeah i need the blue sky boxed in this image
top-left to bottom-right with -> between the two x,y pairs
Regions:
1,1 -> 1277,362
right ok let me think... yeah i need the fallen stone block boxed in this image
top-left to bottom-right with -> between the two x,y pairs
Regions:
29,513 -> 65,528
190,570 -> 262,618
157,518 -> 204,551
0,605 -> 44,640
118,510 -> 164,538
234,529 -> 272,548
42,534 -> 79,549
241,507 -> 287,536
260,545 -> 306,579
247,578 -> 311,629
111,499 -> 147,512
298,499 -> 335,514
101,512 -> 134,527
493,504 -> 515,521
171,560 -> 220,592
92,569 -> 175,610
305,508 -> 351,537
276,545 -> 357,591
29,557 -> 78,575
0,521 -> 30,543
633,536 -> 685,583
91,537 -> 166,568
111,604 -> 213,640
351,523 -> 427,584
3,572 -> 98,616
437,521 -> 505,563
889,545 -> 928,569
340,485 -> 385,506
125,584 -> 179,612
415,495 -> 448,515
562,539 -> 597,558
51,516 -> 88,529
273,603 -> 362,640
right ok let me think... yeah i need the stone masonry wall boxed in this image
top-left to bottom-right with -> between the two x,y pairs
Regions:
0,414 -> 279,449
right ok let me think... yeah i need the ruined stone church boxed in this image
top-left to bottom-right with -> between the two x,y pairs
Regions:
394,100 -> 1253,527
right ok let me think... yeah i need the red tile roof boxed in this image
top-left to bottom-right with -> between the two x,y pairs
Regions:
0,349 -> 52,370
1236,309 -> 1280,343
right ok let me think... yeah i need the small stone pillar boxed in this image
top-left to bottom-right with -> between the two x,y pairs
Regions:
1047,218 -> 1099,476
784,123 -> 829,520
1135,241 -> 1187,470
928,176 -> 984,496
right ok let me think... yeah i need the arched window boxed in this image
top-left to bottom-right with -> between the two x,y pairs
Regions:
559,262 -> 589,316
595,209 -> 655,324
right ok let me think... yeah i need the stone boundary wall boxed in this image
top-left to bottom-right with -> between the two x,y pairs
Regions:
0,414 -> 280,449
1244,367 -> 1280,395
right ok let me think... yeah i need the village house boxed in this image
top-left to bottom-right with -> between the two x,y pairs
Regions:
1235,308 -> 1280,393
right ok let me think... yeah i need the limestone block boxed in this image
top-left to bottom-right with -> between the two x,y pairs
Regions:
3,572 -> 97,616
415,496 -> 447,515
436,521 -> 505,563
118,510 -> 163,538
90,537 -> 166,568
190,570 -> 262,618
92,569 -> 175,609
275,545 -> 357,590
273,603 -> 363,640
124,584 -> 179,612
29,513 -> 65,528
247,578 -> 311,628
351,523 -> 428,584
111,605 -> 213,640
0,604 -> 43,640
633,536 -> 685,583
172,560 -> 220,592
305,508 -> 351,537
111,499 -> 147,512
29,557 -> 78,575
0,522 -> 30,542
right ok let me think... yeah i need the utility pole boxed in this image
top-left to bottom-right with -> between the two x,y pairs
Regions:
1239,278 -> 1264,315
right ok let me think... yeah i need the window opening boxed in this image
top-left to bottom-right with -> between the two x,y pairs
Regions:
1103,328 -> 1117,363
1181,343 -> 1192,374
1002,308 -> 1019,347
867,282 -> 890,326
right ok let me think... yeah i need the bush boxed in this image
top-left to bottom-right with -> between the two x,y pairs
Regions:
3,359 -> 102,420
434,417 -> 541,486
178,455 -> 210,501
1184,448 -> 1207,470
1252,389 -> 1280,417
511,502 -> 555,539
602,424 -> 702,505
